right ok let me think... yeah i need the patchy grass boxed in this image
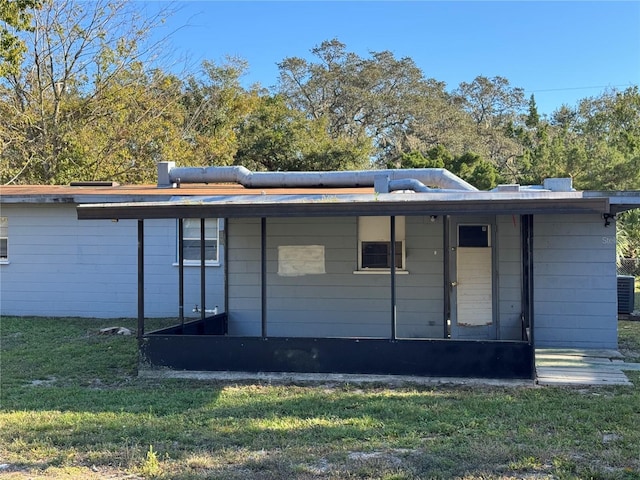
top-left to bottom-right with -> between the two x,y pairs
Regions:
619,320 -> 640,363
1,316 -> 640,479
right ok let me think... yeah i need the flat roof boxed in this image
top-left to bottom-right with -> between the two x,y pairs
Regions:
2,183 -> 638,218
0,183 -> 374,204
76,190 -> 612,219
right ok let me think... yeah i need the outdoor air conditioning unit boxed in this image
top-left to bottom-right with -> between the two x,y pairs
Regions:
617,275 -> 635,314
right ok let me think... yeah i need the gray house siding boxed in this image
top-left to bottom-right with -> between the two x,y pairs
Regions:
0,204 -> 224,318
534,214 -> 617,348
227,216 -> 446,339
398,216 -> 445,338
2,201 -> 620,350
496,215 -> 523,340
226,218 -> 263,336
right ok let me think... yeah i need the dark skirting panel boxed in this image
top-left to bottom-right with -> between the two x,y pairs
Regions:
140,335 -> 534,379
153,314 -> 228,336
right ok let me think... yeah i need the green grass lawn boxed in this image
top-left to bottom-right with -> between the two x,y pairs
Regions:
2,317 -> 640,479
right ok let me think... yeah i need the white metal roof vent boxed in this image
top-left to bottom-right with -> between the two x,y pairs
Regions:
543,178 -> 574,192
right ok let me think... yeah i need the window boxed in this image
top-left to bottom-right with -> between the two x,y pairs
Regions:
362,241 -> 403,269
458,225 -> 490,247
178,218 -> 219,265
357,216 -> 406,271
0,217 -> 7,262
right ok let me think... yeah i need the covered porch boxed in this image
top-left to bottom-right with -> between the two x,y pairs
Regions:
77,186 -> 611,380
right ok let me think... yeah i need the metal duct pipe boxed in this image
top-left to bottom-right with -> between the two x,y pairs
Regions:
163,164 -> 479,191
386,178 -> 468,193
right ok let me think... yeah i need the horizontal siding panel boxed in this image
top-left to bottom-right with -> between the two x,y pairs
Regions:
536,214 -> 603,226
534,313 -> 616,329
268,298 -> 390,312
536,249 -> 616,263
269,216 -> 354,225
534,275 -> 615,290
266,322 -> 391,338
500,326 -> 523,341
536,327 -> 617,348
535,301 -> 616,316
499,300 -> 520,313
535,262 -> 614,276
228,285 -> 261,298
536,287 -> 615,303
535,235 -> 617,251
228,262 -> 262,274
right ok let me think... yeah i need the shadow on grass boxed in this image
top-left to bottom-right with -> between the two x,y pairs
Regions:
2,317 -> 640,478
3,381 -> 640,474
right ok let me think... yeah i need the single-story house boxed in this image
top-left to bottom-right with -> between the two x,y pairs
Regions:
2,162 -> 639,379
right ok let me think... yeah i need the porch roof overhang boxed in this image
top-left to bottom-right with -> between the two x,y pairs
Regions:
585,191 -> 640,215
77,191 -> 611,220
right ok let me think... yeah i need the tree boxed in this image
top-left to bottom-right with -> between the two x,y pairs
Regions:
617,210 -> 640,262
277,38 -> 442,166
0,0 -> 178,184
396,146 -> 500,190
454,76 -> 527,181
70,66 -> 189,184
235,94 -> 372,171
520,87 -> 640,191
397,89 -> 476,165
0,0 -> 40,76
180,57 -> 260,167
525,94 -> 540,128
573,87 -> 640,190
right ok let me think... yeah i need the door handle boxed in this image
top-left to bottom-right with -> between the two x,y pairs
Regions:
451,281 -> 458,287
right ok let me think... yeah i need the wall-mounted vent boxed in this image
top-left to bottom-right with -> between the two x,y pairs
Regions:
617,275 -> 636,314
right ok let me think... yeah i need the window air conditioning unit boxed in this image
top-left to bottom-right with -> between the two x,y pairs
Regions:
617,275 -> 635,314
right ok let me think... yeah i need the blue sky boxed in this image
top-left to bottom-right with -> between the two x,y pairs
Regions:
142,1 -> 640,116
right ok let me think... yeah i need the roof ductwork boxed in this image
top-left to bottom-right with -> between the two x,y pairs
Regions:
385,178 -> 469,193
158,162 -> 478,192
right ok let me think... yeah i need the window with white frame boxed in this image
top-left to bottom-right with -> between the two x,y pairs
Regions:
0,217 -> 7,262
178,218 -> 219,265
357,216 -> 406,270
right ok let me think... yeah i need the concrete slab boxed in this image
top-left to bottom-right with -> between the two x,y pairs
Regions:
535,349 -> 634,386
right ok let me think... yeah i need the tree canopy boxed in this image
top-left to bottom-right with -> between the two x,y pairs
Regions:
1,0 -> 639,210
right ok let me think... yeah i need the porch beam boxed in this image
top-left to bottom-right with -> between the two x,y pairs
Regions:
521,214 -> 535,346
390,216 -> 397,341
137,219 -> 145,340
224,218 -> 229,318
443,216 -> 450,338
261,217 -> 267,338
200,218 -> 206,321
178,218 -> 184,328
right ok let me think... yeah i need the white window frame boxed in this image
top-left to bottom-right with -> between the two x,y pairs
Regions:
175,218 -> 220,266
355,216 -> 407,273
0,216 -> 7,264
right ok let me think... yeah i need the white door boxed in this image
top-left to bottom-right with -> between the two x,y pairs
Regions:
450,220 -> 496,340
